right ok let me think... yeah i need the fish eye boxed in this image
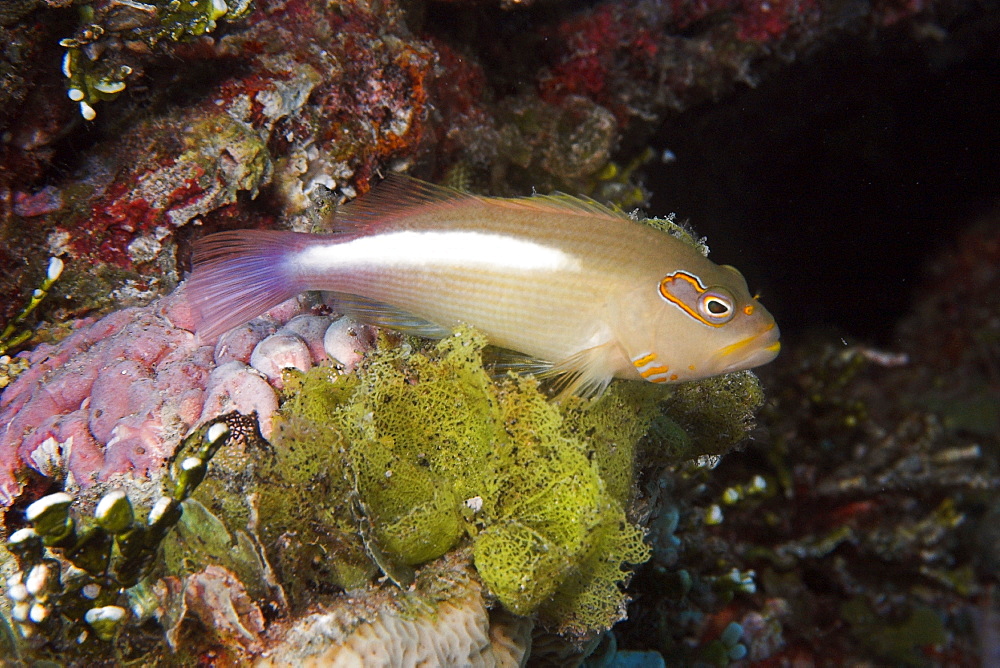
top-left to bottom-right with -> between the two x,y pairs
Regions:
698,290 -> 735,323
705,298 -> 728,314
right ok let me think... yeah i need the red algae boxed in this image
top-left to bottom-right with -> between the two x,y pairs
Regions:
735,0 -> 820,42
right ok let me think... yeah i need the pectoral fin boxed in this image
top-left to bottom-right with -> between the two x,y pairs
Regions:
486,343 -> 618,399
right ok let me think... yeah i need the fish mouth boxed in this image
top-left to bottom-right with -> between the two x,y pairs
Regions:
714,322 -> 781,373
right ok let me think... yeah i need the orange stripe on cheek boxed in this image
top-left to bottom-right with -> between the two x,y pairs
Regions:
650,376 -> 669,383
632,353 -> 657,367
640,365 -> 670,378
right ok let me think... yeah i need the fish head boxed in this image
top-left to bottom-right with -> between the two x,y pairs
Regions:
622,263 -> 780,384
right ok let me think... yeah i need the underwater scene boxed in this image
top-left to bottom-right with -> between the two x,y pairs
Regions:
0,0 -> 998,665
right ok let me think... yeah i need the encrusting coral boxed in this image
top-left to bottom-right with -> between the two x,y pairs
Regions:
257,551 -> 533,667
0,289 -> 374,508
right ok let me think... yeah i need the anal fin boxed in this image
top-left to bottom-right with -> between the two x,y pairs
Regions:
324,291 -> 454,339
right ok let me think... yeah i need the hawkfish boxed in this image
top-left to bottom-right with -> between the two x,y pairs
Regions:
185,174 -> 780,396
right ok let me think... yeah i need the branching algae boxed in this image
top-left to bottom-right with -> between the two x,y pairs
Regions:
198,326 -> 764,639
1,413 -> 244,659
253,329 -> 651,637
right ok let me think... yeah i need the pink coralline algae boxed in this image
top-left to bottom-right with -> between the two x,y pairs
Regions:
0,291 -> 374,507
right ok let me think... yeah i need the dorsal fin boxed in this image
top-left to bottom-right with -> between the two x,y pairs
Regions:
488,191 -> 630,221
331,174 -> 630,235
330,173 -> 484,234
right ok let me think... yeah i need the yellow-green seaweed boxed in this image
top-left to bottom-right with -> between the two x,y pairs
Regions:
186,325 -> 765,638
255,329 -> 656,635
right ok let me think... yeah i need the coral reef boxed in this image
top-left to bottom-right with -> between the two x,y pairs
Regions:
895,215 -> 1000,439
194,327 -> 685,639
258,551 -> 533,667
58,0 -> 253,122
2,0 -> 991,663
1,413 -> 245,661
2,0 -> 441,329
0,0 -> 953,334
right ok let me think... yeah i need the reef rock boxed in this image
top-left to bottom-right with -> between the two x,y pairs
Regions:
258,553 -> 531,667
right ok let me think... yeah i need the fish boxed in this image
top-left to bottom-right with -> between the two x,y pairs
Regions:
184,174 -> 780,396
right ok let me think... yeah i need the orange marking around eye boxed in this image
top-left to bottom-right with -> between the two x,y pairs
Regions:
632,353 -> 657,367
658,271 -> 725,328
640,365 -> 670,378
743,305 -> 754,316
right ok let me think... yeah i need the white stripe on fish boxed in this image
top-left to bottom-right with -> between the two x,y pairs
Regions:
298,230 -> 581,274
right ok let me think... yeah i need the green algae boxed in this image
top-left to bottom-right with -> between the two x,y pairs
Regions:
0,257 -> 63,359
60,0 -> 254,120
160,498 -> 273,602
252,371 -> 379,597
231,326 -> 764,636
236,329 -> 655,634
659,371 -> 764,459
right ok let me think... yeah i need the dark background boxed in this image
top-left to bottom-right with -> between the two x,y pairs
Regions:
646,15 -> 1000,345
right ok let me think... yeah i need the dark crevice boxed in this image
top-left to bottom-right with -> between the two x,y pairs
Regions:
645,10 -> 1000,344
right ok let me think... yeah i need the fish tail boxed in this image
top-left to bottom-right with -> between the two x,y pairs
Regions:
185,230 -> 312,340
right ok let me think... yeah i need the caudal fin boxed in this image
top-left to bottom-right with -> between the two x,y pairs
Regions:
185,230 -> 310,340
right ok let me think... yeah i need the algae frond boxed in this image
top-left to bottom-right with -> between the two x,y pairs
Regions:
232,329 -> 656,635
221,326 -> 764,637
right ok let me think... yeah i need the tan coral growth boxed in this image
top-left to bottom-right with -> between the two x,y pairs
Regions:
257,553 -> 531,667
